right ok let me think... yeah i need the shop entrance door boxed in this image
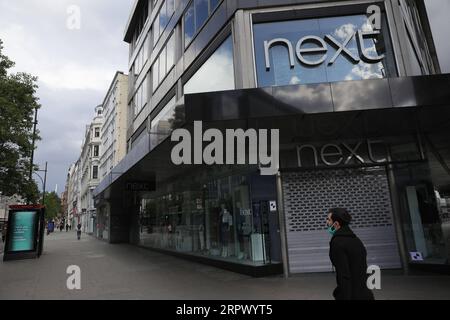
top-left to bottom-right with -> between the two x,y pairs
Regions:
282,167 -> 402,273
251,200 -> 282,264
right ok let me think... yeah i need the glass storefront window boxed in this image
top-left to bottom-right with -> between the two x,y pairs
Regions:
97,206 -> 109,241
183,36 -> 235,95
138,172 -> 279,266
253,14 -> 397,87
394,134 -> 450,266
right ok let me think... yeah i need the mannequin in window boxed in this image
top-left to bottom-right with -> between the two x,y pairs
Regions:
199,224 -> 205,252
219,204 -> 233,257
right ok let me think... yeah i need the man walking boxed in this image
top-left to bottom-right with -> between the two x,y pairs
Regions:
77,223 -> 82,240
326,208 -> 374,300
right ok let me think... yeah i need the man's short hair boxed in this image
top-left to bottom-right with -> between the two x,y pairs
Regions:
329,208 -> 352,227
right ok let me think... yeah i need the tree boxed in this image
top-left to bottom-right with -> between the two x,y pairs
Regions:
0,39 -> 41,203
43,192 -> 61,220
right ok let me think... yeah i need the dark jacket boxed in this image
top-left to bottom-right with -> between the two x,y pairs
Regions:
329,226 -> 374,300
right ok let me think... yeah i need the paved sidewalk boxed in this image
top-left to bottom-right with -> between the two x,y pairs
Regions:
0,231 -> 449,300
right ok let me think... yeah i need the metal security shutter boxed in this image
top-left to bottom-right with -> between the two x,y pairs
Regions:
282,167 -> 401,274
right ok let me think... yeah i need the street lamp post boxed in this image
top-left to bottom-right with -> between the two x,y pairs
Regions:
34,162 -> 48,205
34,162 -> 47,258
28,107 -> 39,195
0,192 -> 7,228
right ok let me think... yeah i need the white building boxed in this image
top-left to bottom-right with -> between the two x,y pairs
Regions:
80,105 -> 104,234
0,194 -> 24,225
99,72 -> 129,179
66,160 -> 81,228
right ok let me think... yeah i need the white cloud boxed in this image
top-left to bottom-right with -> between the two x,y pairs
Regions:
39,63 -> 117,91
290,76 -> 301,85
333,23 -> 357,40
0,0 -> 133,191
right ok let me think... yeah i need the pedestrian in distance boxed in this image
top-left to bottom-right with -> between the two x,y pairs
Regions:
66,224 -> 69,232
326,208 -> 374,300
77,223 -> 82,240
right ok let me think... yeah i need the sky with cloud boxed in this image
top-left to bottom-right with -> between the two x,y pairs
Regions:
0,0 -> 134,194
0,0 -> 449,196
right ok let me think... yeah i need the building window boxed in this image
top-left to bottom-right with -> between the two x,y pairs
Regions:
210,0 -> 220,11
92,166 -> 98,179
184,35 -> 235,95
134,34 -> 149,78
253,13 -> 397,87
184,0 -> 223,48
195,0 -> 209,34
184,2 -> 195,47
166,32 -> 175,69
159,44 -> 167,82
133,73 -> 150,117
94,127 -> 100,138
93,145 -> 99,157
150,96 -> 184,148
153,13 -> 160,44
152,0 -> 176,47
152,58 -> 159,92
133,0 -> 149,50
152,32 -> 176,92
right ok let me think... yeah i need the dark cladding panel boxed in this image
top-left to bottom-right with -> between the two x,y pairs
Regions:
418,104 -> 450,133
331,78 -> 393,112
183,75 -> 450,124
185,89 -> 243,121
272,83 -> 333,114
390,74 -> 450,108
238,0 -> 258,9
389,77 -> 417,108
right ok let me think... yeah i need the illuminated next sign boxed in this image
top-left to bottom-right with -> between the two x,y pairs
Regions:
264,30 -> 385,70
297,140 -> 388,168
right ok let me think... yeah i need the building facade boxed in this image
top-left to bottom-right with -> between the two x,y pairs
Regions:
61,179 -> 68,226
96,72 -> 129,239
99,72 -> 129,180
80,106 -> 104,235
66,161 -> 81,228
94,0 -> 450,276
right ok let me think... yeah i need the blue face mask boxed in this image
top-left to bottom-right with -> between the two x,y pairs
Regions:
327,222 -> 337,236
